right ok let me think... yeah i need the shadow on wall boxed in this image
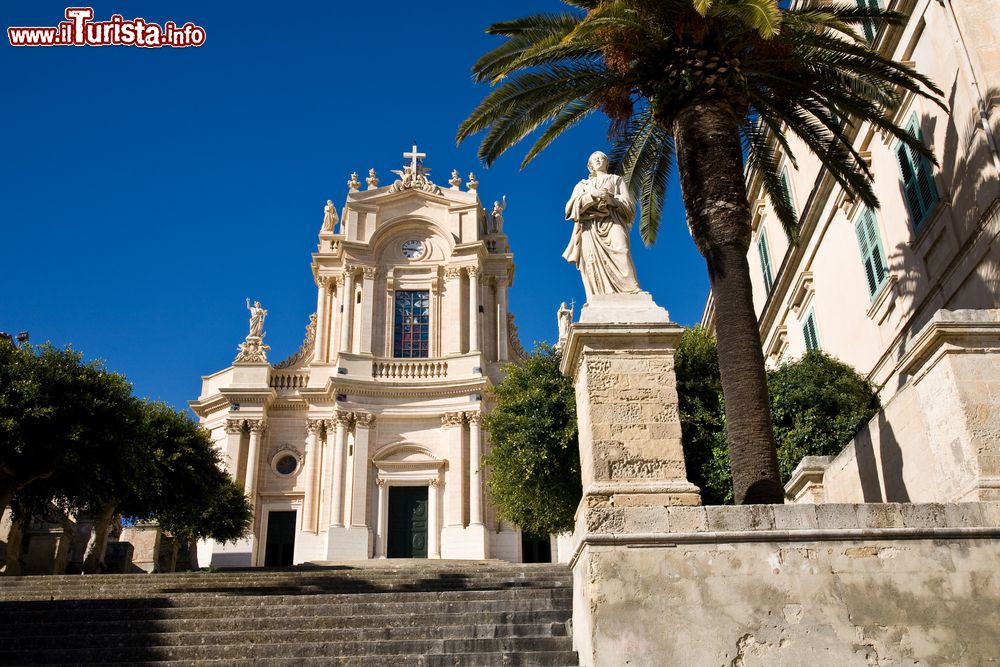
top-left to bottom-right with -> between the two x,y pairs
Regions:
884,86 -> 1000,395
851,410 -> 910,503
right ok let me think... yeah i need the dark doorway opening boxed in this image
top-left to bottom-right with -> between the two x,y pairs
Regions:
521,532 -> 552,563
264,510 -> 296,566
387,486 -> 428,558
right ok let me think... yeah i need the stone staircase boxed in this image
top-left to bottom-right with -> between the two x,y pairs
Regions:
0,561 -> 578,666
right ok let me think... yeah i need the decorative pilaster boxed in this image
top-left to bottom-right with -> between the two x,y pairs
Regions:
496,276 -> 509,362
442,412 -> 466,527
351,412 -> 376,527
339,268 -> 355,354
467,266 -> 481,353
223,419 -> 244,480
360,266 -> 377,355
375,478 -> 388,558
443,267 -> 463,355
330,410 -> 353,528
244,419 -> 267,510
467,411 -> 483,526
428,479 -> 441,558
302,419 -> 324,532
314,277 -> 332,363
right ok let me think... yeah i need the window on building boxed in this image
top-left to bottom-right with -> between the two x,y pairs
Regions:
802,310 -> 820,351
757,230 -> 774,296
854,207 -> 890,299
393,290 -> 430,358
896,114 -> 939,233
857,0 -> 882,43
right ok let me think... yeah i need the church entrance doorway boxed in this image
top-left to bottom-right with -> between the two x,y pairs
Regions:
387,486 -> 428,558
521,532 -> 552,563
263,510 -> 296,566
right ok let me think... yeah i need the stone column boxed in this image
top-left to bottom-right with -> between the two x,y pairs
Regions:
319,419 -> 334,526
339,268 -> 355,354
223,420 -> 244,480
467,266 -> 481,353
443,267 -> 463,355
351,413 -> 375,527
302,419 -> 324,533
375,478 -> 388,558
314,277 -> 330,363
467,411 -> 483,526
330,276 -> 343,355
428,479 -> 441,558
244,419 -> 267,509
359,266 -> 376,355
329,410 -> 352,528
496,276 -> 509,362
441,412 -> 466,528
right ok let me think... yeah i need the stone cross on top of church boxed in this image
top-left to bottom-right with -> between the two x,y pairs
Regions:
403,143 -> 429,175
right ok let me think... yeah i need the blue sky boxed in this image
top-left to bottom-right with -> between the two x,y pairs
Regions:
1,1 -> 709,412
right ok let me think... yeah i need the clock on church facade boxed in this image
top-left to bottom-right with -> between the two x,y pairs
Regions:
190,147 -> 535,567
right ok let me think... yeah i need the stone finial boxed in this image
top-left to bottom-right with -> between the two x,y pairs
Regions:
366,168 -> 379,190
347,172 -> 361,192
467,172 -> 479,190
449,169 -> 462,189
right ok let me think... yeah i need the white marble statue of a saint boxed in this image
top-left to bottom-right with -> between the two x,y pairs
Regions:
557,301 -> 573,344
562,151 -> 641,299
489,196 -> 506,234
246,298 -> 267,339
322,200 -> 337,231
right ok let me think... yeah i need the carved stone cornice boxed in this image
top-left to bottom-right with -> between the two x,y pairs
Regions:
444,266 -> 463,280
354,412 -> 376,428
274,313 -> 317,369
441,412 -> 466,427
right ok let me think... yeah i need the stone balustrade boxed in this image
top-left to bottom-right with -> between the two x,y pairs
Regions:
372,359 -> 448,379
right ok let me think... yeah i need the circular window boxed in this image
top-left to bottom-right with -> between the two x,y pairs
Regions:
275,455 -> 298,476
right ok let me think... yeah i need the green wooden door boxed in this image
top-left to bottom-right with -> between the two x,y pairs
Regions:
264,510 -> 296,566
387,486 -> 428,558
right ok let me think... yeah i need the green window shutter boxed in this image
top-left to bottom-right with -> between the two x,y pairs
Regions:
780,167 -> 794,239
803,311 -> 820,351
757,231 -> 774,296
854,208 -> 889,298
857,0 -> 881,43
897,114 -> 939,232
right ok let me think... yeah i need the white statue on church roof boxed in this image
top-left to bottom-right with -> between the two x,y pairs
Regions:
489,196 -> 506,234
389,143 -> 441,194
322,200 -> 337,231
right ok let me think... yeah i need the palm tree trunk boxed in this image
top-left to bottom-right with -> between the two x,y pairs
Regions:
672,98 -> 784,504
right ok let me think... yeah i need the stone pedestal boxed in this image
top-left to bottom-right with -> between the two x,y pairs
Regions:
560,295 -> 700,666
325,526 -> 372,560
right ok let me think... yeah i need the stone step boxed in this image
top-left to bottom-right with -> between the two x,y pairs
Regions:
0,608 -> 570,635
0,621 -> 568,649
0,596 -> 572,624
31,651 -> 580,667
0,636 -> 576,663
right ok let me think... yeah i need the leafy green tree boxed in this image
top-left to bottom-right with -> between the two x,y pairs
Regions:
483,344 -> 580,535
458,0 -> 941,504
0,340 -> 136,520
769,350 -> 880,482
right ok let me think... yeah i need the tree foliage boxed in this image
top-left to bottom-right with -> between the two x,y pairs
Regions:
676,334 -> 881,503
2,340 -> 251,571
482,344 -> 580,535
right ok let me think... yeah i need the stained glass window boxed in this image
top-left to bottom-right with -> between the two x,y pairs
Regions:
393,290 -> 430,358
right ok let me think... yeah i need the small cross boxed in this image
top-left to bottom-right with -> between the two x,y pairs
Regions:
403,143 -> 426,173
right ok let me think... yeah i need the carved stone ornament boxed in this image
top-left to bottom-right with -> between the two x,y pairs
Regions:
235,338 -> 270,364
429,478 -> 440,487
449,169 -> 462,189
306,418 -> 325,434
246,419 -> 268,434
334,410 -> 354,426
362,265 -> 378,279
465,411 -> 482,424
347,172 -> 361,192
225,419 -> 245,435
508,311 -> 527,360
274,313 -> 317,369
366,168 -> 379,190
441,412 -> 466,427
466,266 -> 481,278
444,266 -> 464,280
467,172 -> 479,190
322,200 -> 338,232
354,412 -> 376,428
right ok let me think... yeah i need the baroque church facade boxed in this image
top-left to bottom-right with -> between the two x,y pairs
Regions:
191,148 -> 530,566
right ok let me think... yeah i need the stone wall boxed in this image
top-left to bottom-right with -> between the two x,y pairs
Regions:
573,502 -> 1000,666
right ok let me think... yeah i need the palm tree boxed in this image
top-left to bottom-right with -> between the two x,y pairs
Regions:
458,0 -> 942,504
